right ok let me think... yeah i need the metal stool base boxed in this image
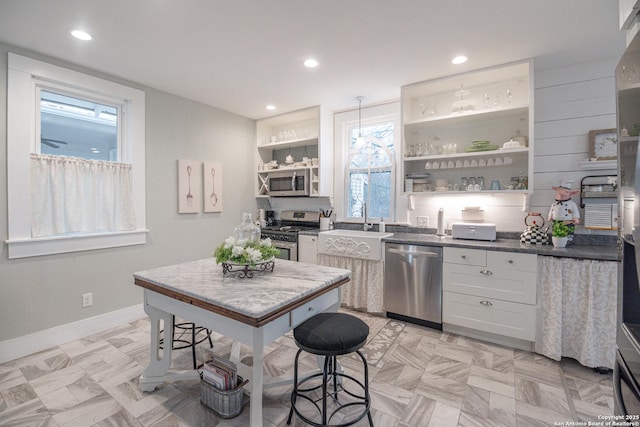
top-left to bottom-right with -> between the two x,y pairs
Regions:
287,348 -> 373,427
159,315 -> 213,369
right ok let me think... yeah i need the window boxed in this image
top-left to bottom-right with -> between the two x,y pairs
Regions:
347,123 -> 395,220
7,53 -> 147,259
333,102 -> 401,224
40,90 -> 119,161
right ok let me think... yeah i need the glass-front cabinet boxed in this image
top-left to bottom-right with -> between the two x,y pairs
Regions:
401,61 -> 533,195
255,106 -> 333,197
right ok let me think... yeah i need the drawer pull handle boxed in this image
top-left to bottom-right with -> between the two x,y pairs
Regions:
461,255 -> 467,259
479,300 -> 493,306
480,269 -> 493,275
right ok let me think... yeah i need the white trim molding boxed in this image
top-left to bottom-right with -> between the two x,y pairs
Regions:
7,52 -> 147,259
0,304 -> 145,364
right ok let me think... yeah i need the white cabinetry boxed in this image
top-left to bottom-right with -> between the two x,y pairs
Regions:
256,106 -> 333,197
442,247 -> 537,350
401,61 -> 533,195
298,235 -> 318,264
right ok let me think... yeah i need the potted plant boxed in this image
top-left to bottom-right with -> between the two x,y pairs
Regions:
551,220 -> 571,248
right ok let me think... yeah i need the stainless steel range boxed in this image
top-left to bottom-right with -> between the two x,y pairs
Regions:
260,210 -> 320,261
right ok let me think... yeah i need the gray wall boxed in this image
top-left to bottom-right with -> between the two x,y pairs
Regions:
0,43 -> 257,341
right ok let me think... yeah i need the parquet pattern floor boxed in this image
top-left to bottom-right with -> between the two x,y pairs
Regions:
0,309 -> 613,426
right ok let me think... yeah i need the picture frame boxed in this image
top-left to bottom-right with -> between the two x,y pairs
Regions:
203,161 -> 222,213
588,128 -> 617,161
178,159 -> 201,213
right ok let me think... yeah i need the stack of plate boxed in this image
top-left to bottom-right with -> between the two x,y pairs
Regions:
464,140 -> 499,152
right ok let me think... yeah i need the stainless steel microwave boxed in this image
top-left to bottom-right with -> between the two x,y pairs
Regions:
267,169 -> 310,197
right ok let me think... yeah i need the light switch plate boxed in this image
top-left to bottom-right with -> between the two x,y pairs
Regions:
417,216 -> 429,227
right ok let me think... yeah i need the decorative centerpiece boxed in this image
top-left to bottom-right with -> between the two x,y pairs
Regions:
214,213 -> 280,278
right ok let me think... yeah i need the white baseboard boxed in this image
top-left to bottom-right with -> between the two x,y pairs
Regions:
0,304 -> 146,364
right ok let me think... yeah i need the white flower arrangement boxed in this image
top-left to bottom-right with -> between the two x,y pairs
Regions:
214,236 -> 280,266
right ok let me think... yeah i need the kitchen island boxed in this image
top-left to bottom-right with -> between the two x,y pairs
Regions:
133,258 -> 350,427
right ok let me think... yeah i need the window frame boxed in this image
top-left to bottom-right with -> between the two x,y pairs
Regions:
6,53 -> 147,259
333,102 -> 402,224
346,129 -> 396,221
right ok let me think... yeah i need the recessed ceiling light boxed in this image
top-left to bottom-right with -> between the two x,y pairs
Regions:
265,105 -> 276,111
70,29 -> 92,41
452,55 -> 468,65
304,58 -> 318,68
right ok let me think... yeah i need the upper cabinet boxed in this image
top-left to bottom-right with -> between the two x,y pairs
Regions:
255,106 -> 333,198
401,61 -> 533,195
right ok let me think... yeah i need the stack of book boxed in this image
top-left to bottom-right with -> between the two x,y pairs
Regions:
202,355 -> 237,390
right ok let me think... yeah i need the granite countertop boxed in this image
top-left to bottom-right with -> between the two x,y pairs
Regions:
134,258 -> 351,320
384,232 -> 620,261
301,228 -> 620,262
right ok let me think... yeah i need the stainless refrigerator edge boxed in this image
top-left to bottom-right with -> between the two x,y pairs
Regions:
614,31 -> 640,417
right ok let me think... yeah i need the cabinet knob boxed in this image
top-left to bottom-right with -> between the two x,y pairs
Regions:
480,269 -> 493,275
308,306 -> 314,312
508,259 -> 514,264
479,300 -> 493,306
461,255 -> 466,259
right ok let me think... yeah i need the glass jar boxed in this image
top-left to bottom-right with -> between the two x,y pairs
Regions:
476,176 -> 485,190
233,213 -> 260,243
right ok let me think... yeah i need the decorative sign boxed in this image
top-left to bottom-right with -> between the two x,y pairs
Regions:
204,161 -> 222,213
178,159 -> 201,214
589,128 -> 617,161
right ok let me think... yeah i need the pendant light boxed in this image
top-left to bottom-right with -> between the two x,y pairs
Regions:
354,96 -> 365,150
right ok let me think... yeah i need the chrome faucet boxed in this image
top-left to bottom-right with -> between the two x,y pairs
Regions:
362,202 -> 373,231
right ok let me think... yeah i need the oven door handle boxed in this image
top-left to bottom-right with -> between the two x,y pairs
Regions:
614,352 -> 628,415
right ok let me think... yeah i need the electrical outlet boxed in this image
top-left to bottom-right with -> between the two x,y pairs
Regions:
417,216 -> 429,227
82,293 -> 93,308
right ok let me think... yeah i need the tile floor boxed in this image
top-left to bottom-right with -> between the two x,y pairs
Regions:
0,309 -> 614,426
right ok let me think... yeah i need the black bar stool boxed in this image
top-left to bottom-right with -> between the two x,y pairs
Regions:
159,315 -> 213,369
287,312 -> 373,427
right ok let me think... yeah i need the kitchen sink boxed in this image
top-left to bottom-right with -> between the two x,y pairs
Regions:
318,229 -> 393,261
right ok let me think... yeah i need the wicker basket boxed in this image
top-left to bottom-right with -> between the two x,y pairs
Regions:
200,376 -> 248,419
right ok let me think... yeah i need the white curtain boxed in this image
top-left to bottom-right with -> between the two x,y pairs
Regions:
318,254 -> 384,313
535,255 -> 618,369
31,153 -> 136,237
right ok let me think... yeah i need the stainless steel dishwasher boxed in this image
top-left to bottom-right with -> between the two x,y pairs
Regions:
384,243 -> 442,329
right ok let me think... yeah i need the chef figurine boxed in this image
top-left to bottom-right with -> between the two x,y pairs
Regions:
548,179 -> 580,236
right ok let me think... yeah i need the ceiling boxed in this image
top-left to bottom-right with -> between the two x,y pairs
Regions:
0,1 -> 628,120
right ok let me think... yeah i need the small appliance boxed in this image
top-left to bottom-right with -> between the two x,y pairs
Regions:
451,223 -> 497,241
266,169 -> 310,197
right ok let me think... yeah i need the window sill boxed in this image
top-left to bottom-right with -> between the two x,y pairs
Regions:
6,230 -> 148,259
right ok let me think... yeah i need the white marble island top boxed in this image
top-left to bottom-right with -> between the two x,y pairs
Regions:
134,258 -> 351,327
